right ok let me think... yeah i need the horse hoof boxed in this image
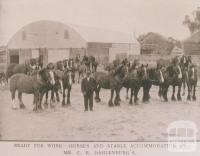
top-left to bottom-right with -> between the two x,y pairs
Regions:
135,102 -> 139,105
62,101 -> 65,106
95,98 -> 101,103
171,97 -> 176,101
20,104 -> 26,109
187,96 -> 191,101
177,97 -> 182,101
192,96 -> 196,101
67,101 -> 71,105
33,107 -> 37,111
164,98 -> 168,102
108,101 -> 114,107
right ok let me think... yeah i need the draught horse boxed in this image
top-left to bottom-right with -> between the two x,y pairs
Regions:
93,64 -> 126,106
9,68 -> 55,111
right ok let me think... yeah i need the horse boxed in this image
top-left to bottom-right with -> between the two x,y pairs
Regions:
93,63 -> 127,106
123,64 -> 149,104
157,57 -> 183,102
9,68 -> 55,111
6,63 -> 32,81
62,69 -> 73,106
0,72 -> 7,87
180,55 -> 192,96
54,60 -> 65,71
44,69 -> 64,108
75,61 -> 85,83
82,56 -> 90,72
186,65 -> 198,101
88,56 -> 98,73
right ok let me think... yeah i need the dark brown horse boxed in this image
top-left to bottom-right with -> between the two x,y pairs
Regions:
187,65 -> 198,100
6,63 -> 32,81
180,55 -> 192,96
44,69 -> 64,108
62,69 -> 73,106
9,68 -> 55,111
93,64 -> 126,106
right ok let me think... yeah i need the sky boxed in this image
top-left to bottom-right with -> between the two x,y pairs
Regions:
0,0 -> 200,45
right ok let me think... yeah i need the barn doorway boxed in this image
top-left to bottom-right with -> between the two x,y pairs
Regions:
10,55 -> 19,64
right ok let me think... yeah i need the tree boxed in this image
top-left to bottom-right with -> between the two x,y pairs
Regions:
183,7 -> 200,34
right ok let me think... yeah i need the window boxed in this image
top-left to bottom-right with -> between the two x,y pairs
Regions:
22,31 -> 26,40
64,30 -> 69,39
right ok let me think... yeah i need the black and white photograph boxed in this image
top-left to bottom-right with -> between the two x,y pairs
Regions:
0,0 -> 200,155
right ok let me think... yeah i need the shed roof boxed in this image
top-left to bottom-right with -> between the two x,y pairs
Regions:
70,24 -> 138,44
2,20 -> 139,47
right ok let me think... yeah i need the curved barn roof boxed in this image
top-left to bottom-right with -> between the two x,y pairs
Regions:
3,20 -> 139,48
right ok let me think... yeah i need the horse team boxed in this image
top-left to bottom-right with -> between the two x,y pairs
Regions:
4,54 -> 199,111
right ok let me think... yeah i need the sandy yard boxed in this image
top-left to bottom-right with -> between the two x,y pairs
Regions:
0,82 -> 200,141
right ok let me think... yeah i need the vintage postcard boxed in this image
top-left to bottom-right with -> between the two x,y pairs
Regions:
0,0 -> 200,155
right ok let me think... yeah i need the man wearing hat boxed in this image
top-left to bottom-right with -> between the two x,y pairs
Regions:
81,71 -> 96,111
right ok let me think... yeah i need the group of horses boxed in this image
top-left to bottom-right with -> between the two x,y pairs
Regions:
94,55 -> 198,107
5,55 -> 98,111
2,54 -> 199,111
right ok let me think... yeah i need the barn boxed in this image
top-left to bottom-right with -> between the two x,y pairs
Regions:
0,20 -> 140,70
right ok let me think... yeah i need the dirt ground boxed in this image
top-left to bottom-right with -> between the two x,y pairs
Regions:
0,82 -> 200,141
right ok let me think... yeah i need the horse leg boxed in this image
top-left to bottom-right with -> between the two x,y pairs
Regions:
38,92 -> 44,110
55,89 -> 60,102
177,84 -> 182,101
134,87 -> 140,105
158,85 -> 162,98
129,88 -> 133,105
51,89 -> 56,103
163,85 -> 169,102
182,79 -> 186,96
142,85 -> 148,103
95,85 -> 101,102
108,89 -> 114,107
11,89 -> 18,109
44,91 -> 48,109
192,84 -> 196,101
33,92 -> 40,111
114,89 -> 120,106
171,85 -> 176,101
67,87 -> 71,105
62,89 -> 66,106
18,91 -> 26,109
126,87 -> 129,99
187,83 -> 191,100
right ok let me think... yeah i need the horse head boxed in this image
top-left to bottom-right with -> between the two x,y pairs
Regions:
138,64 -> 149,81
64,69 -> 73,86
189,64 -> 197,80
56,61 -> 65,71
38,68 -> 55,86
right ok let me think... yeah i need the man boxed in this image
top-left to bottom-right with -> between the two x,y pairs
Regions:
81,71 -> 96,111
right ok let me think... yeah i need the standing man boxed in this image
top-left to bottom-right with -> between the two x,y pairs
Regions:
81,71 -> 96,111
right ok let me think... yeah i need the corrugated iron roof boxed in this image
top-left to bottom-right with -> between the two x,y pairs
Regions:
1,20 -> 139,46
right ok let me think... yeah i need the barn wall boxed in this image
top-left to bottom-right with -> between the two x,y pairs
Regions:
19,49 -> 32,64
0,48 -> 7,72
110,43 -> 140,62
87,43 -> 111,64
